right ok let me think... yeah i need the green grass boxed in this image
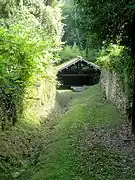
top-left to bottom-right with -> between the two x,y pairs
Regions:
17,85 -> 135,179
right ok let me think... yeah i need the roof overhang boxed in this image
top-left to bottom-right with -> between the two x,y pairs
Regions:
57,57 -> 100,73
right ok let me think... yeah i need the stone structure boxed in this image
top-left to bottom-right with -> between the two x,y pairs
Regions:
100,69 -> 128,114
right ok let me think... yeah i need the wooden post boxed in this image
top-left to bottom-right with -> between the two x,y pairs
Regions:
77,63 -> 79,71
79,61 -> 81,70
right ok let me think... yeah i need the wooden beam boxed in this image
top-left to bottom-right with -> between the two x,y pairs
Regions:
59,74 -> 92,77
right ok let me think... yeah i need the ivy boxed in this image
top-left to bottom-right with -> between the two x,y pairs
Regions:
96,43 -> 133,105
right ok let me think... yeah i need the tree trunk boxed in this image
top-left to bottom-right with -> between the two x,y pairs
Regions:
86,34 -> 89,58
131,15 -> 135,134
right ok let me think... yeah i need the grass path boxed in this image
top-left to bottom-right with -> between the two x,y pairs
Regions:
19,85 -> 135,180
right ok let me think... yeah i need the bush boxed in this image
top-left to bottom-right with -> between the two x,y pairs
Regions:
0,23 -> 57,129
59,44 -> 85,62
86,49 -> 99,62
0,0 -> 64,129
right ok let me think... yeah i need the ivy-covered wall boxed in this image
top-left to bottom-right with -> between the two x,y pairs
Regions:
97,43 -> 133,117
100,69 -> 128,114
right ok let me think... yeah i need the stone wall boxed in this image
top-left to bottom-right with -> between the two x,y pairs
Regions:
22,77 -> 58,124
100,69 -> 128,114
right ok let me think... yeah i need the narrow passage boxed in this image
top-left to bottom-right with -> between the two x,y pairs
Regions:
20,85 -> 135,180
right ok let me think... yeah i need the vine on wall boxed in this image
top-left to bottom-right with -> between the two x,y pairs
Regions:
96,43 -> 133,114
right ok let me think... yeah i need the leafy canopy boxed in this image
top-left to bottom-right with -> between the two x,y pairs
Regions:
74,0 -> 134,47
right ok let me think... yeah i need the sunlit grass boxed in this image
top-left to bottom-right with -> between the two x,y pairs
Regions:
18,85 -> 135,180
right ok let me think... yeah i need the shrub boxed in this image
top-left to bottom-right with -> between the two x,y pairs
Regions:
0,24 -> 57,129
59,44 -> 85,62
86,49 -> 99,62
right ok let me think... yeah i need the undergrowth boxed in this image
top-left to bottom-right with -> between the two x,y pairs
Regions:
0,84 -> 74,180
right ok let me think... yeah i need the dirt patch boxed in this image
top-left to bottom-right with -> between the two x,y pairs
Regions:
80,119 -> 135,158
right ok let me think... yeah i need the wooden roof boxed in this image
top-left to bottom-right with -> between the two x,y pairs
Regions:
57,57 -> 100,72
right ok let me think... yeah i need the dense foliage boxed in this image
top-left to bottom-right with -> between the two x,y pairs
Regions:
74,0 -> 134,47
0,0 -> 63,128
62,0 -> 84,48
59,44 -> 85,62
61,0 -> 103,60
